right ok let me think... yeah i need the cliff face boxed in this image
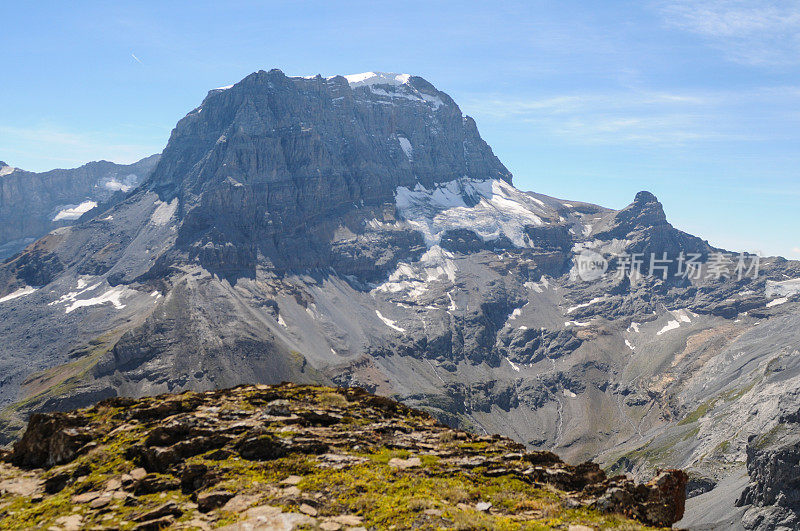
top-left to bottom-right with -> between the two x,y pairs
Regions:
0,383 -> 686,529
736,412 -> 800,529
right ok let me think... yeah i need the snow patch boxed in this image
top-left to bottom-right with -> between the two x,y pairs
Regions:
625,339 -> 635,351
767,297 -> 788,308
103,173 -> 138,193
151,198 -> 178,226
65,286 -> 136,314
628,322 -> 640,333
375,310 -> 405,332
447,292 -> 457,311
0,286 -> 37,303
373,245 -> 457,300
398,136 -> 413,161
563,389 -> 577,398
657,320 -> 681,335
672,309 -> 693,323
565,320 -> 591,327
0,164 -> 16,177
766,278 -> 800,298
566,297 -> 605,315
53,201 -> 98,221
507,358 -> 521,372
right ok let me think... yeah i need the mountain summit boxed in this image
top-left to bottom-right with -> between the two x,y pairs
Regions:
144,69 -> 510,279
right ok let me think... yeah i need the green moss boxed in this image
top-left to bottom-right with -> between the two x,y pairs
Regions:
0,385 -> 661,530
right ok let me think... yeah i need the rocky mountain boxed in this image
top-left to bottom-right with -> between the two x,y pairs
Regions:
0,383 -> 687,529
0,155 -> 160,260
0,69 -> 799,529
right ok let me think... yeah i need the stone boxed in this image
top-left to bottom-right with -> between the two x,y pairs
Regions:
71,491 -> 102,504
197,490 -> 235,512
132,474 -> 180,495
0,476 -> 40,497
133,501 -> 182,522
221,494 -> 260,513
476,501 -> 492,512
89,495 -> 111,509
9,413 -> 94,468
388,457 -> 421,469
132,516 -> 176,531
219,505 -> 316,530
280,475 -> 303,485
280,486 -> 301,496
130,468 -> 147,481
330,515 -> 363,525
298,503 -> 318,516
53,514 -> 84,531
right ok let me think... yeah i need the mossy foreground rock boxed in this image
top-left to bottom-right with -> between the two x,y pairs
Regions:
0,384 -> 686,529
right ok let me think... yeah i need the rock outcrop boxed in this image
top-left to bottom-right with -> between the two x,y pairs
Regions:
737,420 -> 800,529
0,384 -> 686,529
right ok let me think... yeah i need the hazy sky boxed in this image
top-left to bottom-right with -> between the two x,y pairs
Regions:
2,1 -> 799,258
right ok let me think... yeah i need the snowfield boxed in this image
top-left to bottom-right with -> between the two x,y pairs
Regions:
395,178 -> 546,247
53,201 -> 98,221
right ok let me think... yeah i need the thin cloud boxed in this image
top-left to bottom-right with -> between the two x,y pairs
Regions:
0,124 -> 160,171
656,0 -> 800,66
131,53 -> 143,64
461,86 -> 800,146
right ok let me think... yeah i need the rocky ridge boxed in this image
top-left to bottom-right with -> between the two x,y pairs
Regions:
0,383 -> 686,529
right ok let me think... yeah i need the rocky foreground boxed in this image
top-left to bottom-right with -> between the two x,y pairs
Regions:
0,384 -> 686,529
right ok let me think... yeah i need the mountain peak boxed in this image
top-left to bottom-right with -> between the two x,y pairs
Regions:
634,190 -> 659,205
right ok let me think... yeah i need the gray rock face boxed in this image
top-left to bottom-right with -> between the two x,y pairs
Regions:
737,413 -> 800,530
1,69 -> 799,529
0,155 -> 160,260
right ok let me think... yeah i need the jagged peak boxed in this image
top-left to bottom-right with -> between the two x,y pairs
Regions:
209,69 -> 440,99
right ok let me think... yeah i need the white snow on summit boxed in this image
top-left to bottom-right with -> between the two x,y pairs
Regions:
53,201 -> 98,221
343,72 -> 411,88
341,72 -> 444,109
0,164 -> 16,177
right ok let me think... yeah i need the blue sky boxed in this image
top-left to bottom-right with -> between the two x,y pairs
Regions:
1,0 -> 799,258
